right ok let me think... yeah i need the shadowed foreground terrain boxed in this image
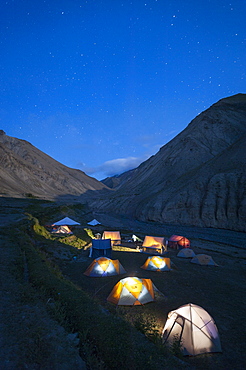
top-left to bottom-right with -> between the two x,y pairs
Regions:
0,197 -> 246,369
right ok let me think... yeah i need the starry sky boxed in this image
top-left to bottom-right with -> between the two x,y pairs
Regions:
1,0 -> 245,180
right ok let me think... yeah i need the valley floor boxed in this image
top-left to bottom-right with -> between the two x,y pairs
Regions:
0,197 -> 245,369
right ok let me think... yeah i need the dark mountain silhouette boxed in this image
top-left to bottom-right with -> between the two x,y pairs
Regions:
0,130 -> 108,199
92,94 -> 246,232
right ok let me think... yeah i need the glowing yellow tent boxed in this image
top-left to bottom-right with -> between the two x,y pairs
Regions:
177,248 -> 196,258
190,254 -> 218,266
141,256 -> 171,271
142,236 -> 165,254
102,231 -> 121,246
84,257 -> 126,277
107,277 -> 155,306
162,303 -> 222,356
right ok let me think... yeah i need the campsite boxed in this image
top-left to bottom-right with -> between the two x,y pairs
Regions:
0,198 -> 246,369
60,238 -> 245,369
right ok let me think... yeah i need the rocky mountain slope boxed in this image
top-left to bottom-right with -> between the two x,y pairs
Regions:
92,94 -> 246,232
0,130 -> 108,199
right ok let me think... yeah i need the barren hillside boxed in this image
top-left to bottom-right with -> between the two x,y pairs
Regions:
0,130 -> 109,199
90,94 -> 246,232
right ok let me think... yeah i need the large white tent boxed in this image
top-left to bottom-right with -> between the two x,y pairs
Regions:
162,303 -> 222,356
51,217 -> 80,226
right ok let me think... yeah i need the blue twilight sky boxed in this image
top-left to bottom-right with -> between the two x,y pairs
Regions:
0,0 -> 245,180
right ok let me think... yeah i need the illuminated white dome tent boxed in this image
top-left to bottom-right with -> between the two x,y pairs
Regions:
84,257 -> 126,277
162,303 -> 222,356
141,256 -> 172,271
107,277 -> 155,306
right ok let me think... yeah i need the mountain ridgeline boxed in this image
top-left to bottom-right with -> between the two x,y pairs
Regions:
1,93 -> 246,232
0,130 -> 108,199
99,94 -> 246,232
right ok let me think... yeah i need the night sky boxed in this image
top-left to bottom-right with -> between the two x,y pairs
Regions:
1,0 -> 245,180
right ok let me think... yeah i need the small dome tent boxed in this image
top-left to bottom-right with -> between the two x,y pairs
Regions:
190,254 -> 218,266
84,257 -> 126,277
141,256 -> 171,271
168,235 -> 190,249
102,231 -> 121,246
142,236 -> 165,254
162,303 -> 222,356
177,249 -> 196,258
107,277 -> 155,306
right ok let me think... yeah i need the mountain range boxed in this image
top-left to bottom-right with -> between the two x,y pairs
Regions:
98,93 -> 246,232
1,93 -> 245,231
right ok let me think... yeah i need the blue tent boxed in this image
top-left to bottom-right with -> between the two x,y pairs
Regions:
89,239 -> 112,258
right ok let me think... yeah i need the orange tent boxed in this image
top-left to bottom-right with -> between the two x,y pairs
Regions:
84,257 -> 126,277
142,236 -> 165,254
102,231 -> 121,246
107,277 -> 155,306
168,235 -> 190,249
141,256 -> 171,271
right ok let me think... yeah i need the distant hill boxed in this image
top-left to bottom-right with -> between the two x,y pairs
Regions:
91,94 -> 246,232
0,130 -> 109,199
101,168 -> 136,189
